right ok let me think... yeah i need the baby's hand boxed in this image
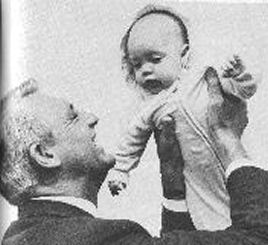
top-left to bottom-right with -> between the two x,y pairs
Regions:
222,55 -> 252,83
221,55 -> 257,99
222,55 -> 244,78
108,180 -> 127,196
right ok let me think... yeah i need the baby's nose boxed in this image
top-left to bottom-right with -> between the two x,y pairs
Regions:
87,113 -> 99,128
141,63 -> 153,76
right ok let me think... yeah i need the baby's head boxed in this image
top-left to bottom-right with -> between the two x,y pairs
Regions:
121,5 -> 190,94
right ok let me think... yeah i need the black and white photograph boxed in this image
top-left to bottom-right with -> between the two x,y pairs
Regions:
1,0 -> 268,244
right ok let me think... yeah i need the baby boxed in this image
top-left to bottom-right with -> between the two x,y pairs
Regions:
108,5 -> 257,232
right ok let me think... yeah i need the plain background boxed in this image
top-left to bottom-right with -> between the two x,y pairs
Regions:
1,0 -> 268,239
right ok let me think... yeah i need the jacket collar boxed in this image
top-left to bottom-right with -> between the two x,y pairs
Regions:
32,196 -> 97,217
18,199 -> 95,219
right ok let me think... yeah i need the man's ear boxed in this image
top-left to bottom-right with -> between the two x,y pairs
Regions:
180,44 -> 190,70
29,143 -> 61,168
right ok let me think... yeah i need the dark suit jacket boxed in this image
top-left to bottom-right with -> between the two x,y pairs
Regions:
2,167 -> 268,245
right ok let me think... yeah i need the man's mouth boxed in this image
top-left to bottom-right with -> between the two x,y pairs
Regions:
142,79 -> 163,94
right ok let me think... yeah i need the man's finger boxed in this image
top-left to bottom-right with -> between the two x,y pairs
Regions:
157,115 -> 174,130
205,67 -> 223,102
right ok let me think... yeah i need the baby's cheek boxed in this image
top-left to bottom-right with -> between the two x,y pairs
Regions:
134,72 -> 142,84
163,77 -> 176,89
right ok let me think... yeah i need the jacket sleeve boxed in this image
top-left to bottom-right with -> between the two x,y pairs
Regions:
107,103 -> 155,186
227,166 -> 268,234
108,113 -> 153,186
109,91 -> 177,184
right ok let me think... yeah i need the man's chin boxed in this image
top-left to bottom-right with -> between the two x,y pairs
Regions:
99,153 -> 115,170
91,152 -> 115,185
95,146 -> 115,170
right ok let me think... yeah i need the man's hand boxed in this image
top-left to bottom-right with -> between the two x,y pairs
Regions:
155,115 -> 177,160
206,67 -> 248,138
205,67 -> 249,169
154,115 -> 186,200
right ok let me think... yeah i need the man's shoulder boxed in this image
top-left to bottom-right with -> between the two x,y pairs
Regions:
2,211 -> 152,245
92,217 -> 152,244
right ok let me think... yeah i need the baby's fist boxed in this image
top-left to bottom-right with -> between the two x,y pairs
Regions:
221,55 -> 257,100
108,180 -> 127,196
222,55 -> 245,78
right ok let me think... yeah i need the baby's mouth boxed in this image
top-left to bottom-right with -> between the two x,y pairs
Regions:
142,79 -> 163,94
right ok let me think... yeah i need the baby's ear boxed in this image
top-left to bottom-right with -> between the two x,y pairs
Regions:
180,44 -> 190,70
181,44 -> 189,57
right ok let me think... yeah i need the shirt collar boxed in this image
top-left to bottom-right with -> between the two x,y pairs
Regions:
32,196 -> 97,217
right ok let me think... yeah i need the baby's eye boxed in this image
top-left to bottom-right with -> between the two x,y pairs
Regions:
71,112 -> 78,120
149,56 -> 162,64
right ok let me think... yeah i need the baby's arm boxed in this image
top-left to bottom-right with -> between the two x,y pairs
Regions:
220,55 -> 258,100
108,91 -> 176,195
108,115 -> 152,195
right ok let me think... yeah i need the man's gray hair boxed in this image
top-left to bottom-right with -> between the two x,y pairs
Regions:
0,79 -> 53,205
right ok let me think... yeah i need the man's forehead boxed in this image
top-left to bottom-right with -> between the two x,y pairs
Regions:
128,14 -> 182,50
33,92 -> 66,108
22,92 -> 69,120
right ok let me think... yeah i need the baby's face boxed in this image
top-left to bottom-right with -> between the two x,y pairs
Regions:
128,14 -> 186,94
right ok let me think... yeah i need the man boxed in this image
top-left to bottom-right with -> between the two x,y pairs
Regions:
1,73 -> 268,245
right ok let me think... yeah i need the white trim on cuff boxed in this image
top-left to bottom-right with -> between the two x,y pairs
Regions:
162,198 -> 188,212
226,158 -> 268,179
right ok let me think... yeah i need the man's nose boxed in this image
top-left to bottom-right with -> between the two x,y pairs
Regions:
86,113 -> 99,128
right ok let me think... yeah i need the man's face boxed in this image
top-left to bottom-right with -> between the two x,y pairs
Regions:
28,92 -> 115,179
127,14 -> 186,94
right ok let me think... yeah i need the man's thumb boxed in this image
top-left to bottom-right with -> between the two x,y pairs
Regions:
204,66 -> 223,102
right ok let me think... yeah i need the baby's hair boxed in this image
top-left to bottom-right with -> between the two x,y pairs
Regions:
120,4 -> 190,83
